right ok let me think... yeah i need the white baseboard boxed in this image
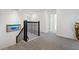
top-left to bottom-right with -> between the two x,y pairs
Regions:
56,33 -> 76,40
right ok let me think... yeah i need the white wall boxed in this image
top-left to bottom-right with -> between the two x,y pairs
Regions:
18,9 -> 56,33
0,9 -> 56,49
0,9 -> 23,49
18,9 -> 45,32
56,9 -> 79,39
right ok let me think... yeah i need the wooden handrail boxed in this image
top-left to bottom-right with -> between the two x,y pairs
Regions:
16,27 -> 24,43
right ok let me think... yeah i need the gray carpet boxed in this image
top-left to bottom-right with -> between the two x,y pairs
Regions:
2,33 -> 79,50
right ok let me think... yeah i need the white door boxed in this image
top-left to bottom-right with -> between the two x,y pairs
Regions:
49,14 -> 57,33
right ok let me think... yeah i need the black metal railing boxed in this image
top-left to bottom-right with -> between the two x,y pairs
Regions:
16,20 -> 40,43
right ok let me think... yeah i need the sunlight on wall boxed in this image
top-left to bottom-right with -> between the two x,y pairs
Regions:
31,13 -> 41,21
55,14 -> 57,32
8,11 -> 19,24
31,14 -> 38,20
23,14 -> 31,21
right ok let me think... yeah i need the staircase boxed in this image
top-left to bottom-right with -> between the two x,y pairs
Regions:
16,20 -> 40,43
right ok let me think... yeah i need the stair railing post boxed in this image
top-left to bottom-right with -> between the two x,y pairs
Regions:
38,21 -> 40,36
24,20 -> 27,41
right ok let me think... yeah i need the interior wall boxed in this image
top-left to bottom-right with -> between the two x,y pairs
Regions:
0,9 -> 56,49
18,10 -> 45,32
56,9 -> 79,39
0,9 -> 23,49
19,9 -> 56,33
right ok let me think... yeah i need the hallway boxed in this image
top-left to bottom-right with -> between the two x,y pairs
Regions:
3,33 -> 79,50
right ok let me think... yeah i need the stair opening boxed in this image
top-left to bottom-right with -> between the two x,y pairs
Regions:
16,20 -> 40,43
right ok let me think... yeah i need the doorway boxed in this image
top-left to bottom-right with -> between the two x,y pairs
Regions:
48,14 -> 57,33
